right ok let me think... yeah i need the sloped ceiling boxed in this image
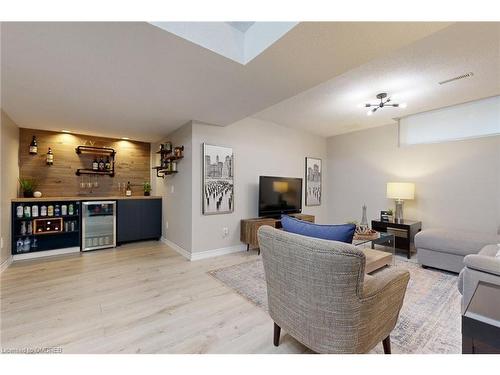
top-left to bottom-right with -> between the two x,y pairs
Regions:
1,22 -> 450,141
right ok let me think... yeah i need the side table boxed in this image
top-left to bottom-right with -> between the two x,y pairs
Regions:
371,219 -> 422,259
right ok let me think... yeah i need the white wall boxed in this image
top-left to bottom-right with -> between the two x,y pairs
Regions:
1,110 -> 20,268
189,118 -> 328,254
326,123 -> 500,234
152,122 -> 193,253
154,117 -> 328,257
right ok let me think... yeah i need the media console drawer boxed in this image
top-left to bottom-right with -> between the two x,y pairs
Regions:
241,214 -> 315,254
386,227 -> 408,238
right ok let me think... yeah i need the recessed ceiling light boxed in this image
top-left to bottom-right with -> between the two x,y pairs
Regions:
399,103 -> 408,109
121,137 -> 130,140
62,130 -> 71,133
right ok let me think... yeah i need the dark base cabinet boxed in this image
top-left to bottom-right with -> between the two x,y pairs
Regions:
11,200 -> 81,256
117,198 -> 162,244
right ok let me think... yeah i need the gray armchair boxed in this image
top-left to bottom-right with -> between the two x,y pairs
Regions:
458,244 -> 500,313
258,225 -> 410,354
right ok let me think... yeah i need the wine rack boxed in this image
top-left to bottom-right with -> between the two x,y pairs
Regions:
152,144 -> 184,178
12,200 -> 81,255
75,145 -> 116,177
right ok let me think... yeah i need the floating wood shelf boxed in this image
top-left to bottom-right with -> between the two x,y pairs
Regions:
164,155 -> 184,161
75,145 -> 116,177
153,144 -> 184,178
76,168 -> 115,177
75,145 -> 116,156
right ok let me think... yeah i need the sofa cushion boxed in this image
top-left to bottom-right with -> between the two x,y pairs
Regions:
281,215 -> 356,244
479,244 -> 500,257
415,228 -> 500,256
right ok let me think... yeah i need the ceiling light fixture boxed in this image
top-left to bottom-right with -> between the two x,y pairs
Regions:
121,137 -> 130,140
364,93 -> 406,115
62,130 -> 71,133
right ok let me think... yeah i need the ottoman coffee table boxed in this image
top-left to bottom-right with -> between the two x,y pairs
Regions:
353,232 -> 396,273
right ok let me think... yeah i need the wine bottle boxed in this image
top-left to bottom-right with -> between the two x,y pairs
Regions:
16,238 -> 24,253
23,237 -> 31,252
92,158 -> 99,171
54,204 -> 61,216
40,205 -> 47,217
46,148 -> 54,165
126,181 -> 132,196
98,157 -> 105,171
29,136 -> 38,154
32,205 -> 39,217
105,157 -> 111,170
47,205 -> 54,217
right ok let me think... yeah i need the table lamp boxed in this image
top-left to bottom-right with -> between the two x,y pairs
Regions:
386,182 -> 415,223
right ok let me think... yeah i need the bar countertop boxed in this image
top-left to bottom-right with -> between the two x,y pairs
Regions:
12,195 -> 162,202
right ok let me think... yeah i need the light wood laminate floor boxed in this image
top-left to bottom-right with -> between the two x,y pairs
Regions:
1,241 -> 309,354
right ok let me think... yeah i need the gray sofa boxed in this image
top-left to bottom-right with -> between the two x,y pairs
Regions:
458,244 -> 500,312
415,228 -> 500,273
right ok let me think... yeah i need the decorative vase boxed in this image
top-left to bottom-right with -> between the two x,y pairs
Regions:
23,191 -> 34,198
360,204 -> 368,228
144,191 -> 150,196
33,191 -> 42,198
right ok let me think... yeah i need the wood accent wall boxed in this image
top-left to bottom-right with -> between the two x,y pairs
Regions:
19,128 -> 151,197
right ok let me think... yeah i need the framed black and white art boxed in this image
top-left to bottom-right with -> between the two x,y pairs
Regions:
305,157 -> 321,206
202,143 -> 234,215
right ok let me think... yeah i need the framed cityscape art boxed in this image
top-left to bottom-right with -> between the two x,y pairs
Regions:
305,157 -> 321,206
202,143 -> 234,215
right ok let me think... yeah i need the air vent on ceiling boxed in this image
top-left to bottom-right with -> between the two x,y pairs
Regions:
438,72 -> 474,85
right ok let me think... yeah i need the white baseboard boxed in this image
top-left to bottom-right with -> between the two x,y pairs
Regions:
12,247 -> 80,261
0,255 -> 13,273
190,244 -> 247,261
160,237 -> 191,260
160,237 -> 246,261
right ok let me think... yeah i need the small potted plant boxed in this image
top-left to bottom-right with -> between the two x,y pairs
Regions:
143,182 -> 152,196
18,178 -> 38,198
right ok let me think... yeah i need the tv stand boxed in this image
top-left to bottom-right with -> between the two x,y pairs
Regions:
240,213 -> 315,254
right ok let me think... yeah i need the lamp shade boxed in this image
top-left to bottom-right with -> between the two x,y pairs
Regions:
386,182 -> 415,200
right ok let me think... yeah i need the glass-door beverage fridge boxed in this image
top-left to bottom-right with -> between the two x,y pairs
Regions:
82,201 -> 116,251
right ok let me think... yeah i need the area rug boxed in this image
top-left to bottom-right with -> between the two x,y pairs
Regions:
208,258 -> 461,354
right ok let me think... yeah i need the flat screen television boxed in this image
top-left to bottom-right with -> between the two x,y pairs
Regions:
259,176 -> 302,218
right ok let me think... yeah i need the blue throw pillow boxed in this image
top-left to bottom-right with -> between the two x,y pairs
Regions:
280,215 -> 356,244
